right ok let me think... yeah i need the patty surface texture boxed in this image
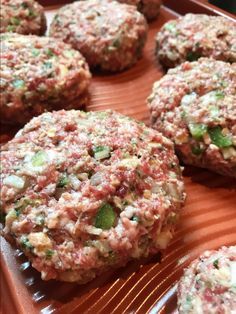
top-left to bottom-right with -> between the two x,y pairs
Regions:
1,110 -> 185,283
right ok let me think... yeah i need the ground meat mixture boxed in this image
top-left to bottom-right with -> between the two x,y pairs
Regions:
49,0 -> 148,72
116,0 -> 162,20
0,0 -> 46,35
147,58 -> 236,177
155,14 -> 236,68
0,33 -> 91,125
178,246 -> 236,314
0,110 -> 185,283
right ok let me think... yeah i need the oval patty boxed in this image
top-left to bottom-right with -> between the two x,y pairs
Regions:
156,14 -> 236,68
0,33 -> 91,124
49,0 -> 148,72
148,58 -> 236,177
1,109 -> 185,283
0,0 -> 47,35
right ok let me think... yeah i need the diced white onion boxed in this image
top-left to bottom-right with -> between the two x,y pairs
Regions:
3,175 -> 25,189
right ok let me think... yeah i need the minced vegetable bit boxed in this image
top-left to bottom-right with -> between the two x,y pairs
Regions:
49,0 -> 148,72
0,33 -> 91,124
178,246 -> 236,313
0,0 -> 47,35
155,14 -> 236,68
0,109 -> 185,283
148,58 -> 236,178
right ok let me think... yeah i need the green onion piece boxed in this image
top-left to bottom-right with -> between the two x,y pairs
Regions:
45,48 -> 55,57
31,151 -> 47,167
191,145 -> 204,156
28,8 -> 36,17
208,126 -> 232,148
45,249 -> 54,259
131,215 -> 139,222
43,61 -> 53,70
10,17 -> 20,25
12,79 -> 25,89
215,91 -> 225,99
164,23 -> 176,32
36,215 -> 45,226
93,146 -> 111,160
6,25 -> 16,32
21,2 -> 28,8
95,203 -> 116,230
189,123 -> 207,140
32,48 -> 40,57
20,236 -> 33,250
64,50 -> 75,58
57,174 -> 69,188
186,51 -> 201,62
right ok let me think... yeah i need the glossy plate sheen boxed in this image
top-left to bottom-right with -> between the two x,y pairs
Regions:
1,1 -> 236,313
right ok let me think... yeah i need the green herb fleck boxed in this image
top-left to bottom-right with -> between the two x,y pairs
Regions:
12,79 -> 25,89
122,200 -> 129,206
45,249 -> 54,259
45,48 -> 55,57
57,174 -> 69,188
36,215 -> 45,226
43,61 -> 53,70
164,23 -> 176,33
21,2 -> 29,9
28,8 -> 36,18
31,150 -> 47,167
92,146 -> 111,160
213,259 -> 219,269
10,17 -> 20,25
215,91 -> 225,99
6,25 -> 16,32
20,236 -> 33,250
191,145 -> 204,156
186,51 -> 201,62
208,126 -> 232,148
131,215 -> 140,222
32,48 -> 40,57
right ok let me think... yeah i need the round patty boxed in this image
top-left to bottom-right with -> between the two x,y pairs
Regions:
116,0 -> 162,20
156,14 -> 236,68
49,0 -> 148,72
0,0 -> 46,35
147,58 -> 236,178
0,33 -> 91,125
177,246 -> 236,314
0,110 -> 185,283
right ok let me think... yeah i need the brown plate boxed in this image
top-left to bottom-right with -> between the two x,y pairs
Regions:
1,1 -> 236,313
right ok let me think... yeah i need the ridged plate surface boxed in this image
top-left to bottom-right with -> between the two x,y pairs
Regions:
1,2 -> 236,314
